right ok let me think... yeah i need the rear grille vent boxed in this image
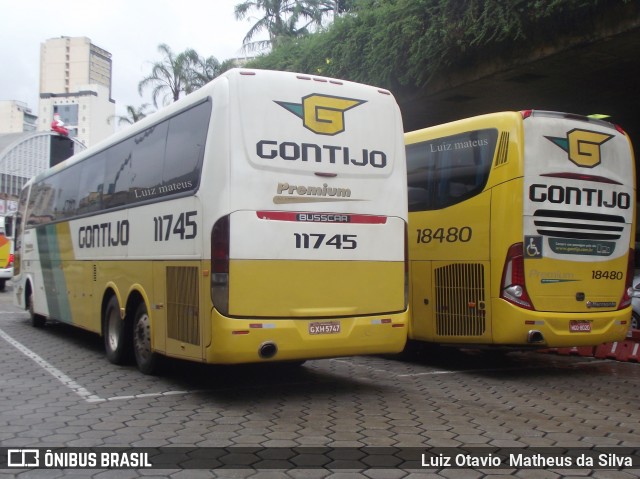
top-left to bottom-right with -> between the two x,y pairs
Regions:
494,131 -> 509,166
435,263 -> 486,337
167,266 -> 200,345
533,209 -> 624,240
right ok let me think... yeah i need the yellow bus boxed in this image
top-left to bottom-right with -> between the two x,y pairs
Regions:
13,69 -> 408,374
0,215 -> 14,292
405,110 -> 635,349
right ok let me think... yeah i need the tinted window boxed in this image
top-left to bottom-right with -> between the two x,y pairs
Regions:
162,100 -> 211,192
53,168 -> 80,220
406,129 -> 498,211
77,152 -> 106,216
105,123 -> 168,207
27,98 -> 212,227
27,180 -> 56,226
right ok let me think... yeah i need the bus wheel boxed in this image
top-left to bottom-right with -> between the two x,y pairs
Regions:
632,311 -> 640,331
133,302 -> 159,375
0,279 -> 6,292
103,296 -> 130,365
29,291 -> 46,328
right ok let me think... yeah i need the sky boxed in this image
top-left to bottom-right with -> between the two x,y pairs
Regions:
0,0 -> 264,119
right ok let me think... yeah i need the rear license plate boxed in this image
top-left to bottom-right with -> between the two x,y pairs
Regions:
570,320 -> 591,333
309,321 -> 341,335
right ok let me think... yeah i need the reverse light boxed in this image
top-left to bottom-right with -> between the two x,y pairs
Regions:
501,243 -> 534,310
617,248 -> 635,310
211,215 -> 230,316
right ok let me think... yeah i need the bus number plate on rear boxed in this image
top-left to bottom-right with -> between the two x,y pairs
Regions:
309,321 -> 341,335
569,320 -> 591,333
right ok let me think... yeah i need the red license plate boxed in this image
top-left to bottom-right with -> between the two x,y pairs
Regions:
569,320 -> 591,333
309,321 -> 341,335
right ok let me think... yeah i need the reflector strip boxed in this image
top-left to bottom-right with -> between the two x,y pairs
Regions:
257,211 -> 387,224
371,318 -> 393,324
540,172 -> 622,185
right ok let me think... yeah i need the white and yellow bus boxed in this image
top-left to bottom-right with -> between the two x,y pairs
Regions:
13,68 -> 408,374
406,110 -> 635,349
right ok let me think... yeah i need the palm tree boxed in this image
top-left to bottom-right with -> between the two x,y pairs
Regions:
186,56 -> 238,93
234,0 -> 333,51
138,44 -> 198,108
108,104 -> 153,126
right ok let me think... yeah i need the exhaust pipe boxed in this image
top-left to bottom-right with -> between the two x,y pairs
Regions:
527,330 -> 545,344
258,342 -> 278,359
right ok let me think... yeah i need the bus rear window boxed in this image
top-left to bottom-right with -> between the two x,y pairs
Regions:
406,128 -> 498,211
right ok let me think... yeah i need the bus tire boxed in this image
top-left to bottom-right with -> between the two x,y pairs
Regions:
103,296 -> 131,365
133,302 -> 159,375
0,279 -> 6,292
29,291 -> 46,328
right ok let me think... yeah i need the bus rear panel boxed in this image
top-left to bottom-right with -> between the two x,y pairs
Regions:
207,70 -> 408,363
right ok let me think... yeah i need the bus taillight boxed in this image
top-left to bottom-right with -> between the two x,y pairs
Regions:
211,215 -> 230,316
501,243 -> 534,310
8,254 -> 14,267
618,248 -> 635,310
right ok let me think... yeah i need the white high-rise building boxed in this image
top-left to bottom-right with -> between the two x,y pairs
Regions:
37,36 -> 115,147
0,101 -> 37,133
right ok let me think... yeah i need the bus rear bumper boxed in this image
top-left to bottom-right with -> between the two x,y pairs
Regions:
205,310 -> 409,364
491,300 -> 630,348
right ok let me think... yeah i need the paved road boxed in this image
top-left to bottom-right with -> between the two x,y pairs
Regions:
0,285 -> 639,478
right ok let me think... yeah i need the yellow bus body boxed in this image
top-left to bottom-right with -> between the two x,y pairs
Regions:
406,111 -> 635,348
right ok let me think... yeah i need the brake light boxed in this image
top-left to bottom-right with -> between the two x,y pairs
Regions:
501,243 -> 534,310
618,248 -> 635,310
614,123 -> 627,135
8,253 -> 14,267
520,110 -> 533,119
211,215 -> 230,316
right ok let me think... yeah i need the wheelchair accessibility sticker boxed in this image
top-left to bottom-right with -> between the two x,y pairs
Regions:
525,236 -> 543,258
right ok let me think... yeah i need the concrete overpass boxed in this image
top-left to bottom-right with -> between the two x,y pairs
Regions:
397,2 -> 640,164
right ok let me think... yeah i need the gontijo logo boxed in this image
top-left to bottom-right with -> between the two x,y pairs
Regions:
545,129 -> 614,168
276,94 -> 366,136
256,93 -> 387,169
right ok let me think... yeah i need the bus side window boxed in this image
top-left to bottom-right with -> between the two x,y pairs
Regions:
77,152 -> 106,216
162,100 -> 211,192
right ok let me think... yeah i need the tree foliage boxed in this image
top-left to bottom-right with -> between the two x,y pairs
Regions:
234,0 -> 335,51
138,44 -> 233,107
246,0 -> 627,91
108,104 -> 153,126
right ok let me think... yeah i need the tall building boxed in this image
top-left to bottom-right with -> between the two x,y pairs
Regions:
38,36 -> 115,147
0,101 -> 37,133
0,131 -> 86,204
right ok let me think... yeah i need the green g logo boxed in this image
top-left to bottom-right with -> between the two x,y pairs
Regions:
546,129 -> 614,168
276,94 -> 366,136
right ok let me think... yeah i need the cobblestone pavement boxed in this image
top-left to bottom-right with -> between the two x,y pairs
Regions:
0,286 -> 639,478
